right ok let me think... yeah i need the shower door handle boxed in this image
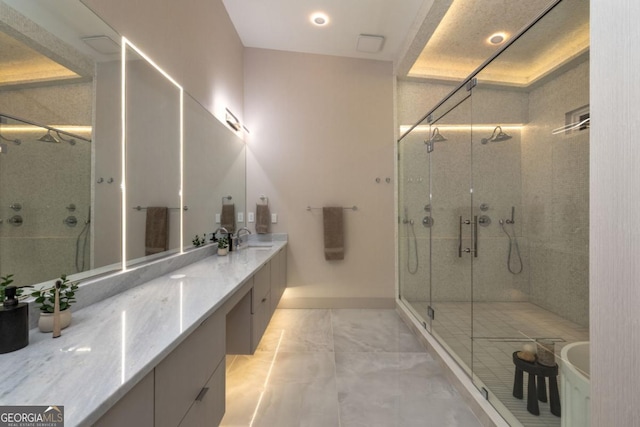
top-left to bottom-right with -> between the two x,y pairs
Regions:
458,216 -> 463,257
473,215 -> 478,258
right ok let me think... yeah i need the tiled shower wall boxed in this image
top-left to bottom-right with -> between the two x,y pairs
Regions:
522,59 -> 590,326
0,83 -> 92,287
398,59 -> 589,326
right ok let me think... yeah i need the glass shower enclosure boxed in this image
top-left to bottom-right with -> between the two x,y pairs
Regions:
397,0 -> 589,425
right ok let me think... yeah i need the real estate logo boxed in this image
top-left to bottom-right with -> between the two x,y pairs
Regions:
0,406 -> 64,427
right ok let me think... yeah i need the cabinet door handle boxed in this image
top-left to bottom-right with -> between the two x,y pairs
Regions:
195,387 -> 209,402
261,298 -> 267,303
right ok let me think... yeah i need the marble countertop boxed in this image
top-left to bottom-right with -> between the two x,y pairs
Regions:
0,241 -> 286,426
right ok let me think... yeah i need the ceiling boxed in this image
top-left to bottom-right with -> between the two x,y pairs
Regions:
0,31 -> 79,87
0,0 -> 589,89
223,0 -> 589,87
221,0 -> 426,61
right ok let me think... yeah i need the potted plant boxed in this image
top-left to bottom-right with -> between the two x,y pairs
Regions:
31,274 -> 79,332
217,236 -> 229,256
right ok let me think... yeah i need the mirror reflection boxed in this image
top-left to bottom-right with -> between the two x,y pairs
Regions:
0,0 -> 121,286
124,42 -> 182,265
183,94 -> 246,246
0,0 -> 247,289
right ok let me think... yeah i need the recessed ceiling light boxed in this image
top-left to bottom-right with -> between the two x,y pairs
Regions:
310,12 -> 329,26
487,32 -> 507,45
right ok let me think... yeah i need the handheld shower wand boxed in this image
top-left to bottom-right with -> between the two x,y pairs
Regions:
500,206 -> 522,274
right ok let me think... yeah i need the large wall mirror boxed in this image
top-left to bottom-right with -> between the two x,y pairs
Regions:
0,0 -> 246,288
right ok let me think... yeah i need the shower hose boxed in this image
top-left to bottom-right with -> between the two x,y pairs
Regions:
405,219 -> 418,275
500,220 -> 523,274
75,215 -> 90,272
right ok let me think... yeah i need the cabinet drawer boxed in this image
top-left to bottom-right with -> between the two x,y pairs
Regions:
94,371 -> 154,427
178,359 -> 225,427
251,291 -> 271,353
155,311 -> 225,427
251,263 -> 271,313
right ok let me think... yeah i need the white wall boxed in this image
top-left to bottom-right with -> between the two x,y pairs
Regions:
590,1 -> 640,424
244,48 -> 396,308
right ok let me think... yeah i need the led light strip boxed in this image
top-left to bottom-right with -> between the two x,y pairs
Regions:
399,124 -> 524,134
249,329 -> 285,426
121,37 -> 185,269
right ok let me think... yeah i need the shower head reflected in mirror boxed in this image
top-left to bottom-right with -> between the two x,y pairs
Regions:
0,131 -> 20,145
38,129 -> 60,143
481,126 -> 512,144
429,127 -> 447,143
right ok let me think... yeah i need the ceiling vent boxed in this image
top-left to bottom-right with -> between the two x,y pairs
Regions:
81,36 -> 120,54
356,34 -> 385,53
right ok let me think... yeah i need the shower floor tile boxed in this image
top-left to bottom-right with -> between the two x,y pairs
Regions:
408,300 -> 589,427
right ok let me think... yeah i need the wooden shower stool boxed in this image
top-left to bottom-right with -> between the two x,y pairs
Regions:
512,351 -> 561,417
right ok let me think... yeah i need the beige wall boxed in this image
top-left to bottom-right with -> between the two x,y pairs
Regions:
82,0 -> 244,125
591,0 -> 640,425
244,48 -> 396,307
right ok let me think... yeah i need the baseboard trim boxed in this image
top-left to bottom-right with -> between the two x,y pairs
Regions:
278,297 -> 395,309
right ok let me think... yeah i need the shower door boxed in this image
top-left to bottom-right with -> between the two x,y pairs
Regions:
398,115 -> 432,328
428,86 -> 474,373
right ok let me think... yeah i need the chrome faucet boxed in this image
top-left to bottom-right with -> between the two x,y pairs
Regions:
211,227 -> 229,242
234,227 -> 252,247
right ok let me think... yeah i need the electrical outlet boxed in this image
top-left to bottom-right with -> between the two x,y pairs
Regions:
215,213 -> 220,223
248,212 -> 255,223
271,213 -> 277,223
237,212 -> 244,222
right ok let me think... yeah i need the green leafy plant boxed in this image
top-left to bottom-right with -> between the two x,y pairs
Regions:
217,237 -> 229,249
1,274 -> 15,301
192,234 -> 206,247
30,274 -> 79,313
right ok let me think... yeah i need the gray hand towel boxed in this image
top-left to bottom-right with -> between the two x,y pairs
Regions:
323,207 -> 344,260
221,204 -> 236,234
145,207 -> 169,255
256,204 -> 271,234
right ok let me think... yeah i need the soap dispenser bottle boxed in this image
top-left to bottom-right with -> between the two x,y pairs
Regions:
0,286 -> 28,353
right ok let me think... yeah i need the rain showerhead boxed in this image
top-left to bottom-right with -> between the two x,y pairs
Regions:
38,130 -> 60,143
429,127 -> 447,143
481,126 -> 512,144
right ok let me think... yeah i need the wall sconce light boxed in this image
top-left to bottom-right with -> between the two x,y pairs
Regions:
225,108 -> 241,131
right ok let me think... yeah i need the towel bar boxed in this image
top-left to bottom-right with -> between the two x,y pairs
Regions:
306,206 -> 357,211
133,206 -> 188,211
259,194 -> 269,205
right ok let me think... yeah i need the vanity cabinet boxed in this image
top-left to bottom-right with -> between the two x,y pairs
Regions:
251,263 -> 271,353
155,311 -> 225,427
94,311 -> 225,427
93,243 -> 287,426
227,248 -> 287,355
270,246 -> 287,315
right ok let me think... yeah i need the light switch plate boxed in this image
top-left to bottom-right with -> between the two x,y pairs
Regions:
238,212 -> 244,222
271,213 -> 277,223
248,212 -> 255,223
215,213 -> 220,223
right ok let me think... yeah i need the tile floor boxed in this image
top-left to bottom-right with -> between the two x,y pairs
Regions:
221,309 -> 484,427
410,301 -> 589,427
